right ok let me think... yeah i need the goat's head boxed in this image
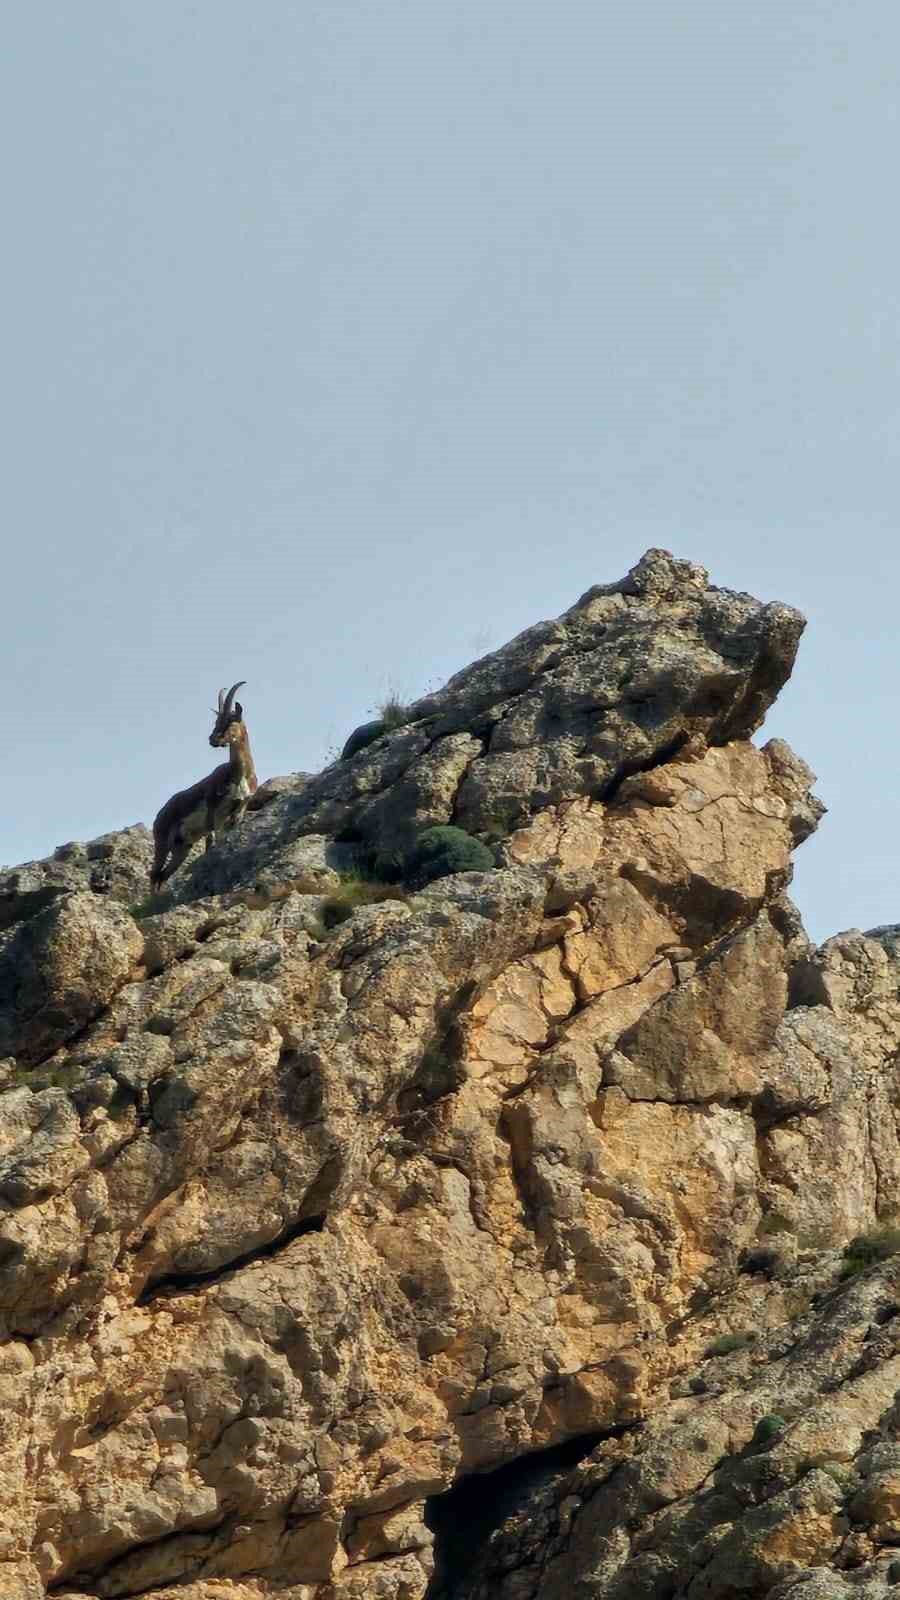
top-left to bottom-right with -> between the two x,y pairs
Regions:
209,681 -> 247,747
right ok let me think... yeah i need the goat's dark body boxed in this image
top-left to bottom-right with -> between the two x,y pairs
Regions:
151,762 -> 252,888
151,684 -> 257,889
152,761 -> 229,840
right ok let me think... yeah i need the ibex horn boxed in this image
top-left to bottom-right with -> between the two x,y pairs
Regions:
221,681 -> 246,715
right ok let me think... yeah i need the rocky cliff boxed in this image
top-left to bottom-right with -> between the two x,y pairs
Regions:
1,550 -> 898,1600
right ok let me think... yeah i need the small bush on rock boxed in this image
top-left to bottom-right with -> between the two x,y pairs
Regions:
370,843 -> 408,883
377,695 -> 411,730
839,1227 -> 900,1279
752,1415 -> 787,1446
758,1212 -> 795,1238
320,874 -> 408,929
4,1060 -> 78,1092
405,826 -> 496,887
705,1331 -> 756,1358
796,1454 -> 857,1494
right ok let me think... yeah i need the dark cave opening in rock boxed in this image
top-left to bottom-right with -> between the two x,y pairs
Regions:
424,1430 -> 611,1600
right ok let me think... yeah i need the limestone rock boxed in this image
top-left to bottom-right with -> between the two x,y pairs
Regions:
3,549 -> 889,1600
0,824 -> 153,927
0,891 -> 143,1064
438,1257 -> 900,1600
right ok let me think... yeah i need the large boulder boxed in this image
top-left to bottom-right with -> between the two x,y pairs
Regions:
0,891 -> 143,1064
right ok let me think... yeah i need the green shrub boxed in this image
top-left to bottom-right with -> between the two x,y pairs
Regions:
838,1226 -> 900,1279
405,826 -> 496,887
752,1414 -> 787,1446
705,1331 -> 756,1358
319,874 -> 408,929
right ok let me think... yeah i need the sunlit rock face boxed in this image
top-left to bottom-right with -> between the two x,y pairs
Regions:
4,548 -> 893,1600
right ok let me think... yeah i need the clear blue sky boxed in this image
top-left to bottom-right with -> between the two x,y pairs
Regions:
3,2 -> 898,942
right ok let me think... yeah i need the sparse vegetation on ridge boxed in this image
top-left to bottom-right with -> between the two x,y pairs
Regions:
376,694 -> 412,730
356,825 -> 498,890
3,1059 -> 80,1092
319,872 -> 409,929
339,694 -> 414,761
307,823 -> 499,932
838,1226 -> 900,1279
704,1331 -> 757,1358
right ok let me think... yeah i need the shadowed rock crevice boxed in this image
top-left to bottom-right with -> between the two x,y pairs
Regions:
46,1512 -> 232,1598
137,1210 -> 327,1302
594,728 -> 691,803
396,984 -> 476,1117
424,1431 -> 616,1600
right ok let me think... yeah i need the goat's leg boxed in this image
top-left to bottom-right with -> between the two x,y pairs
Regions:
223,803 -> 246,833
154,834 -> 193,885
150,835 -> 168,891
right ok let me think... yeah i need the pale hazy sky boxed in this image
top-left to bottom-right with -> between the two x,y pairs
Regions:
3,3 -> 898,942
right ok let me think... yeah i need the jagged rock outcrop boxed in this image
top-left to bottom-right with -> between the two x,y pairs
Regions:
175,547 -> 806,901
0,893 -> 144,1064
1,548 -> 896,1600
0,826 -> 153,927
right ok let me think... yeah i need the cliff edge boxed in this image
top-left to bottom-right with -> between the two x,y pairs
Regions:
2,550 -> 898,1600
